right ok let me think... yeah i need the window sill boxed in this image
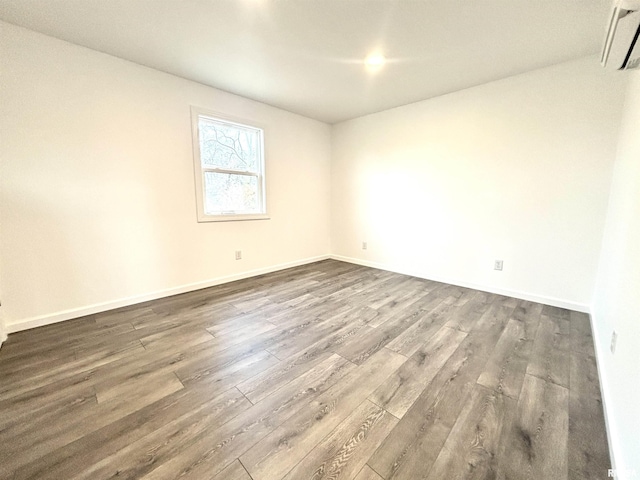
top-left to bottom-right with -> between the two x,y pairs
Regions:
197,213 -> 271,223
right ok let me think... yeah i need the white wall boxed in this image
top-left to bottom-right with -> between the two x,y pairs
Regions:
331,58 -> 627,310
0,22 -> 331,330
592,69 -> 640,480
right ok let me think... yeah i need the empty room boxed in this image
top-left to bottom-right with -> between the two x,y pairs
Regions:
1,1 -> 639,479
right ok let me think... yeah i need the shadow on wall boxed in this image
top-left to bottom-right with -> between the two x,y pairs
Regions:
0,308 -> 7,347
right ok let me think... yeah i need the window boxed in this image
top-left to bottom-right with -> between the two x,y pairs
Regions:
191,107 -> 268,222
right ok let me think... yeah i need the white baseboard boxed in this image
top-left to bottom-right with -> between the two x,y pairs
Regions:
587,308 -> 618,475
7,252 -> 590,333
7,254 -> 330,334
330,254 -> 590,313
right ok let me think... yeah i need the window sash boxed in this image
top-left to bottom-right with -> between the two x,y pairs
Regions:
198,116 -> 262,173
202,170 -> 263,215
201,167 -> 260,178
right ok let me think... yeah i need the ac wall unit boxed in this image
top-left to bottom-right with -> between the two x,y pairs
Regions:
601,0 -> 640,69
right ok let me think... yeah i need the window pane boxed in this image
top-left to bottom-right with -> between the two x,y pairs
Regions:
198,117 -> 260,172
203,172 -> 259,214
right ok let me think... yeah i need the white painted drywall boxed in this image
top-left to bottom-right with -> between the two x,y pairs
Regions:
592,69 -> 640,480
331,57 -> 627,310
0,22 -> 331,330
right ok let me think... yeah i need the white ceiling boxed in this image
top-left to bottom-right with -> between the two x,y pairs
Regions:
0,0 -> 611,124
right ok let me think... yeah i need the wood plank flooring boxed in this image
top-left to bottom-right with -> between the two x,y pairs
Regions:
0,260 -> 610,479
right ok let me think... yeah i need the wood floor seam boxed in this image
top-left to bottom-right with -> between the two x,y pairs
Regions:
366,397 -> 402,421
172,371 -> 186,390
237,458 -> 255,480
236,387 -> 256,406
364,462 -> 386,480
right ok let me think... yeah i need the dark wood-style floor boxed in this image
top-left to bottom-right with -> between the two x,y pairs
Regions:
0,260 -> 610,480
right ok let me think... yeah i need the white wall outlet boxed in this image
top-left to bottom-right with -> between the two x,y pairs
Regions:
235,250 -> 242,260
610,330 -> 617,354
362,241 -> 367,250
494,260 -> 503,271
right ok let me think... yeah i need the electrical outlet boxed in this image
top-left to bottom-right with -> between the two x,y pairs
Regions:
610,330 -> 617,354
362,241 -> 367,250
235,250 -> 242,260
494,260 -> 503,271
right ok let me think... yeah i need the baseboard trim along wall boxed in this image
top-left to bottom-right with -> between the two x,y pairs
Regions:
7,254 -> 331,334
587,310 -> 618,477
330,254 -> 591,313
8,252 -> 590,333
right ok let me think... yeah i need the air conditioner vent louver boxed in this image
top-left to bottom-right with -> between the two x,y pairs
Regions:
602,1 -> 640,70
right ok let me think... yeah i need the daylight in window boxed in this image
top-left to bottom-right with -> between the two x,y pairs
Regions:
192,109 -> 266,221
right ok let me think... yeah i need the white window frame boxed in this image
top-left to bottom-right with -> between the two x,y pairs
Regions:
191,106 -> 269,222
